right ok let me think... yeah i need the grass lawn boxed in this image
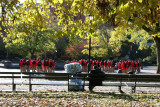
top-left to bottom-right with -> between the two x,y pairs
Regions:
0,91 -> 160,106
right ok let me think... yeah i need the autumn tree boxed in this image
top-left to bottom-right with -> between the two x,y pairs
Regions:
3,0 -> 56,58
45,0 -> 160,73
0,0 -> 20,58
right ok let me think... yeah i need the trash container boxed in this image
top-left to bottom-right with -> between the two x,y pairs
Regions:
64,63 -> 83,91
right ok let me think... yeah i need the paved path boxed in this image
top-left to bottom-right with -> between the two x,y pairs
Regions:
0,66 -> 158,74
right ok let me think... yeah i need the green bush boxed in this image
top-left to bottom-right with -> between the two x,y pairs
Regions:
143,56 -> 157,66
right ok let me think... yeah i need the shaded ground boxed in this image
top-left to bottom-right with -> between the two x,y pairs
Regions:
0,91 -> 160,106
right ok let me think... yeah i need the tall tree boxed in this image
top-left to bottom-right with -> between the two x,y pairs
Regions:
0,0 -> 20,58
46,0 -> 160,73
3,0 -> 56,58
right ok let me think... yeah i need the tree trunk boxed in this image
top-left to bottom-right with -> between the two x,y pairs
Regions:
154,37 -> 160,74
30,51 -> 34,59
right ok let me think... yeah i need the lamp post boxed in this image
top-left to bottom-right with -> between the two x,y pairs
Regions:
88,16 -> 93,73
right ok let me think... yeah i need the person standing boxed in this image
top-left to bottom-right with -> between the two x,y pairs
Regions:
136,60 -> 141,73
52,60 -> 56,72
42,59 -> 47,72
122,61 -> 128,73
46,59 -> 49,72
37,59 -> 42,72
26,58 -> 31,72
49,59 -> 53,72
118,60 -> 122,70
32,58 -> 36,72
104,60 -> 108,72
22,58 -> 26,72
19,59 -> 23,72
96,60 -> 100,70
107,60 -> 111,73
100,59 -> 104,71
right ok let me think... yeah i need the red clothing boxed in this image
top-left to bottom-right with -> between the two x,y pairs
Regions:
37,60 -> 42,66
49,60 -> 56,67
100,61 -> 104,66
96,61 -> 100,67
118,62 -> 122,69
79,60 -> 84,66
107,61 -> 111,67
136,61 -> 141,67
52,61 -> 56,66
104,61 -> 107,67
42,60 -> 47,67
131,61 -> 135,67
122,61 -> 128,70
20,60 -> 23,67
31,60 -> 36,67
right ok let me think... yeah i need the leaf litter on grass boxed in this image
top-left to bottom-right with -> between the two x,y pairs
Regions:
0,91 -> 160,106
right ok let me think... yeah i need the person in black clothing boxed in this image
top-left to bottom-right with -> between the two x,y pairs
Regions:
89,65 -> 105,92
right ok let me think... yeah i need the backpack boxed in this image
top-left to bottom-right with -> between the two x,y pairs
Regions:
44,61 -> 47,66
98,63 -> 100,67
32,60 -> 36,64
112,61 -> 115,67
82,61 -> 85,66
134,62 -> 136,67
49,62 -> 53,67
38,61 -> 41,66
46,61 -> 49,66
124,62 -> 127,68
101,61 -> 104,65
94,62 -> 96,65
26,61 -> 30,66
138,62 -> 139,66
104,61 -> 107,66
129,62 -> 131,66
23,60 -> 26,65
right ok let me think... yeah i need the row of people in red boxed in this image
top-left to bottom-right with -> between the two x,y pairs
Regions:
118,60 -> 141,73
66,59 -> 116,72
20,58 -> 56,72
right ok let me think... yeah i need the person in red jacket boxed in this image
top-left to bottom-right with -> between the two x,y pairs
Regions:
107,60 -> 111,73
122,61 -> 128,73
111,60 -> 115,73
42,59 -> 48,72
118,60 -> 122,70
100,60 -> 104,71
48,59 -> 56,72
36,59 -> 42,72
32,58 -> 37,72
136,60 -> 141,73
19,59 -> 23,72
83,60 -> 87,72
52,60 -> 56,72
26,58 -> 32,72
131,60 -> 135,73
22,58 -> 26,72
96,60 -> 100,69
104,60 -> 108,72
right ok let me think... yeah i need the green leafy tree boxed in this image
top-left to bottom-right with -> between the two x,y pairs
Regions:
3,0 -> 56,58
0,0 -> 20,58
46,0 -> 160,73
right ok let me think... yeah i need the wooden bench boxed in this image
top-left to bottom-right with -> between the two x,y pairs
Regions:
0,72 -> 160,93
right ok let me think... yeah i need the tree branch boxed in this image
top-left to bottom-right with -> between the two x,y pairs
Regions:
142,25 -> 152,33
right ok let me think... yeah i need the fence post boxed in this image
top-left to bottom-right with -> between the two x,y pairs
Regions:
132,75 -> 137,93
83,75 -> 86,91
29,73 -> 32,91
12,73 -> 16,91
68,73 -> 69,91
